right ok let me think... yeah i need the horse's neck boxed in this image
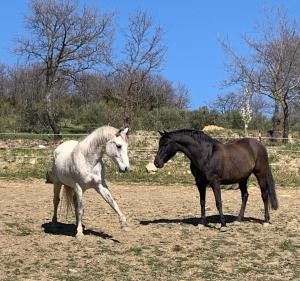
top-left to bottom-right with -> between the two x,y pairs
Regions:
174,135 -> 212,163
80,134 -> 108,159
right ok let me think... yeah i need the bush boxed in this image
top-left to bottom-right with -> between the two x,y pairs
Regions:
189,107 -> 225,129
18,103 -> 49,133
133,107 -> 191,130
74,102 -> 123,131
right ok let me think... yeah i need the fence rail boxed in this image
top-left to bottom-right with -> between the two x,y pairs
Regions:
0,132 -> 300,141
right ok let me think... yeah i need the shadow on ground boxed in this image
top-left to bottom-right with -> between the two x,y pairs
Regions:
140,215 -> 264,227
41,222 -> 120,242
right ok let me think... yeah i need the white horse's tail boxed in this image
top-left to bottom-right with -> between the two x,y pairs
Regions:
61,185 -> 75,218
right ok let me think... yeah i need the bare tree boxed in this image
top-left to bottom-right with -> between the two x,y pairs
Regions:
212,92 -> 241,114
220,8 -> 300,142
15,0 -> 114,136
212,91 -> 270,115
0,63 -> 8,97
111,9 -> 166,125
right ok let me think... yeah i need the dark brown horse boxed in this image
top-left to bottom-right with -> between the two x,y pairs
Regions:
154,129 -> 278,231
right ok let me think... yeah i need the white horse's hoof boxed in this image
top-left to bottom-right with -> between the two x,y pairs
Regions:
233,220 -> 241,225
220,226 -> 227,232
75,233 -> 84,240
263,222 -> 270,227
121,224 -> 131,232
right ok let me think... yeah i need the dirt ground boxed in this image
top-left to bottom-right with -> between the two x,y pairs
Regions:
0,180 -> 299,281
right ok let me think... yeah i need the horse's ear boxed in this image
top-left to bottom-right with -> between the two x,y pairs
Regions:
123,127 -> 129,135
116,128 -> 129,137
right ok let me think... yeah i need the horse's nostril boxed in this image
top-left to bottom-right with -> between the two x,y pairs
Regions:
124,167 -> 128,172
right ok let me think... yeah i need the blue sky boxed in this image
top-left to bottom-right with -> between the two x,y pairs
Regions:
0,0 -> 300,109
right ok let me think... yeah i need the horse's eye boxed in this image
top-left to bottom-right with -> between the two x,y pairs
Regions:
116,144 -> 122,149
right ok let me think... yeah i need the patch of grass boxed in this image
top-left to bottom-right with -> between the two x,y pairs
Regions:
147,257 -> 165,271
237,266 -> 252,274
4,222 -> 32,236
128,247 -> 143,256
152,246 -> 164,257
279,239 -> 299,253
65,277 -> 81,281
172,244 -> 183,252
105,259 -> 131,273
15,230 -> 31,236
210,238 -> 236,248
198,265 -> 219,279
267,251 -> 279,258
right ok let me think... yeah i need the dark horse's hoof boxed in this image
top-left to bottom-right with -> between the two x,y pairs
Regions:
220,226 -> 227,232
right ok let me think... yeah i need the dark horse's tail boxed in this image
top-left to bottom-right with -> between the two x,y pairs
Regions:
45,170 -> 53,184
267,164 -> 278,210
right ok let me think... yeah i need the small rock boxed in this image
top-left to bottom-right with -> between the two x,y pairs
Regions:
37,144 -> 46,149
68,269 -> 78,273
29,158 -> 37,165
146,162 -> 157,173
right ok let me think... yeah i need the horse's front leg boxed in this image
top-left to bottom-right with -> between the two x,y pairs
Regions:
74,183 -> 84,239
211,181 -> 227,231
96,183 -> 129,231
196,179 -> 207,227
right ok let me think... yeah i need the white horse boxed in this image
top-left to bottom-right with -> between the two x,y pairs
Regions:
46,126 -> 130,239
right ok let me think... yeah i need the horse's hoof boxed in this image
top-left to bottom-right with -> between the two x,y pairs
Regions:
121,224 -> 131,232
220,226 -> 227,232
75,233 -> 84,240
233,220 -> 241,225
263,222 -> 270,227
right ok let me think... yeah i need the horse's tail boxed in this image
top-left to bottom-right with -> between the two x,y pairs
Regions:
45,169 -> 54,184
61,185 -> 74,217
267,164 -> 278,210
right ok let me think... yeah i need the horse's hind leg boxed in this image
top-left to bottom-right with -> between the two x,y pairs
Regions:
256,174 -> 270,225
236,179 -> 249,223
73,193 -> 85,230
52,183 -> 62,224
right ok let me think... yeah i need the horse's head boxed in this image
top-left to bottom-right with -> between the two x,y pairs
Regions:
154,131 -> 178,168
106,128 -> 129,172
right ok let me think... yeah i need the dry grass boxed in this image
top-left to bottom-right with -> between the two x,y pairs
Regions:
0,180 -> 299,281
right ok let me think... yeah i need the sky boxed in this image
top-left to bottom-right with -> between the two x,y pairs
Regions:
0,0 -> 300,109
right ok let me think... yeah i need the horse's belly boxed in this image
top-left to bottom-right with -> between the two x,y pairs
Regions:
221,162 -> 254,184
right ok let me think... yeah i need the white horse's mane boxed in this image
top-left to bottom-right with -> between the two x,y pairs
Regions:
79,126 -> 119,155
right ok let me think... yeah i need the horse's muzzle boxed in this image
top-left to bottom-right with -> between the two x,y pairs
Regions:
119,167 -> 129,173
154,160 -> 164,168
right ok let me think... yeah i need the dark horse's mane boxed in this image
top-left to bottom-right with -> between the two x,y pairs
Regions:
168,129 -> 220,144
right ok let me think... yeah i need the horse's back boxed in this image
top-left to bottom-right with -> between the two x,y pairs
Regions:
54,140 -> 78,159
217,138 -> 267,183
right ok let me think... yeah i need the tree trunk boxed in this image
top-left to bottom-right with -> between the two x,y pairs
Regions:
45,90 -> 61,139
271,100 -> 281,142
282,101 -> 289,144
